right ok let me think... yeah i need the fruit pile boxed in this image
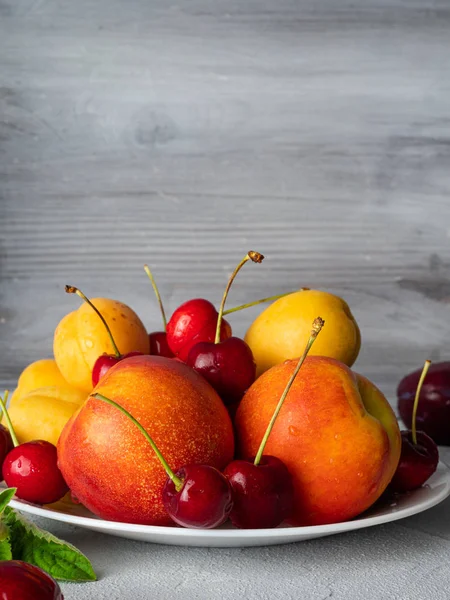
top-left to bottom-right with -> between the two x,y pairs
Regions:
0,251 -> 443,531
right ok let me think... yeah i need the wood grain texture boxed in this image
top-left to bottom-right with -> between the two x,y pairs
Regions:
1,0 -> 450,407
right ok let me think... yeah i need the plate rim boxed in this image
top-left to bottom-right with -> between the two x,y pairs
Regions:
7,461 -> 450,540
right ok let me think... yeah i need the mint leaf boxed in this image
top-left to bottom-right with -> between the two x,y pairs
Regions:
0,522 -> 12,560
4,507 -> 96,582
0,488 -> 16,514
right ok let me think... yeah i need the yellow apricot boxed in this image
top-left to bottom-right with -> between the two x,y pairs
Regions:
9,358 -> 81,405
53,297 -> 150,393
244,289 -> 361,376
6,386 -> 84,446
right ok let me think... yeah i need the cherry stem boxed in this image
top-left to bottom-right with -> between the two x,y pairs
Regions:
223,292 -> 295,316
92,393 -> 183,491
254,317 -> 325,466
412,359 -> 431,446
0,391 -> 19,448
144,265 -> 167,331
65,286 -> 121,358
214,251 -> 264,344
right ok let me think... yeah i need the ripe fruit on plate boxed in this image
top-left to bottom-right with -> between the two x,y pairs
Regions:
391,360 -> 439,492
57,354 -> 234,525
398,361 -> 450,445
224,317 -> 324,528
244,289 -> 361,376
0,560 -> 64,600
54,289 -> 150,393
235,355 -> 401,526
9,358 -> 77,404
6,386 -> 85,446
1,391 -> 69,504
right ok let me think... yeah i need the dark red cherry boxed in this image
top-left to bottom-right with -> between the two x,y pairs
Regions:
223,455 -> 294,528
398,361 -> 450,445
166,299 -> 232,362
149,331 -> 174,358
162,464 -> 233,528
390,430 -> 439,493
92,351 -> 143,386
2,440 -> 69,504
0,561 -> 63,600
186,337 -> 256,406
0,423 -> 14,481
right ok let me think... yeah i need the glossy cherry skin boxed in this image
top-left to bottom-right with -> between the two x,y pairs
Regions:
223,455 -> 294,529
389,430 -> 439,493
166,299 -> 232,362
0,423 -> 14,482
0,561 -> 64,600
398,361 -> 450,445
149,331 -> 174,358
92,351 -> 143,386
186,337 -> 256,406
162,464 -> 233,529
2,440 -> 69,504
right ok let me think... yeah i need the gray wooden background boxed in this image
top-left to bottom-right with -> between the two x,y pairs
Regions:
1,0 -> 450,405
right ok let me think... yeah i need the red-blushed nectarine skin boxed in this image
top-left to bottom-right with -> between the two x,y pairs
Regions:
57,355 -> 235,525
234,356 -> 401,526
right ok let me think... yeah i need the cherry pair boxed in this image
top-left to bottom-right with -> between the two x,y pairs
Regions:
390,360 -> 439,493
0,391 -> 68,505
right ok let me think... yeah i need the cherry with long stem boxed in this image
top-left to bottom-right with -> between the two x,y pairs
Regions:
224,317 -> 325,529
186,252 -> 264,407
1,391 -> 69,504
390,359 -> 439,493
92,393 -> 233,528
143,265 -> 174,358
66,285 -> 143,385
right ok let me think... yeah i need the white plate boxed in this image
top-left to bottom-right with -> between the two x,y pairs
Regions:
6,461 -> 450,548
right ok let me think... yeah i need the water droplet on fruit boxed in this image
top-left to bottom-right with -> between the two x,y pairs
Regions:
288,426 -> 299,437
357,472 -> 363,478
329,458 -> 334,464
85,339 -> 94,349
334,434 -> 340,440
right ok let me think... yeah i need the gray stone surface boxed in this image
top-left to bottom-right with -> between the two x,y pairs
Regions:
1,0 -> 450,597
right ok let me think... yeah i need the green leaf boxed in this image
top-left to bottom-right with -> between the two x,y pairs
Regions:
0,488 -> 16,514
4,507 -> 96,582
0,522 -> 12,560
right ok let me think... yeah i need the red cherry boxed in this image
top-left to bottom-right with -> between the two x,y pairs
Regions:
398,361 -> 450,445
149,331 -> 175,358
186,337 -> 256,405
92,351 -> 143,386
162,464 -> 233,528
390,430 -> 439,492
166,298 -> 231,362
0,560 -> 63,600
2,440 -> 69,504
0,423 -> 14,481
223,456 -> 294,528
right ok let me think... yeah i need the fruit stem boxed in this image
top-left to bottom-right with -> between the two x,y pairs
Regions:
144,265 -> 167,331
223,292 -> 294,316
92,393 -> 183,491
65,286 -> 121,358
253,317 -> 325,466
214,251 -> 264,344
0,391 -> 19,447
412,359 -> 431,446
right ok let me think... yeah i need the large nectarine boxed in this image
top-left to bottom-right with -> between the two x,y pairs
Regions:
54,297 -> 150,394
57,355 -> 234,525
235,356 -> 401,526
